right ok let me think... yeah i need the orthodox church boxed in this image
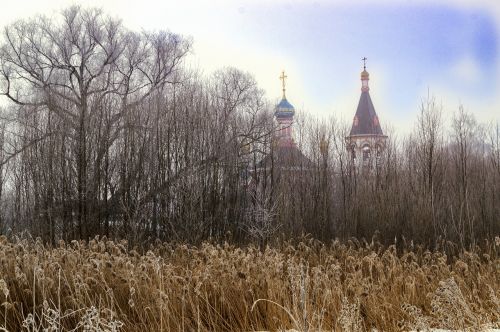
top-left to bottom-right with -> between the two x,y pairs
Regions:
266,59 -> 387,169
256,71 -> 313,171
251,58 -> 386,192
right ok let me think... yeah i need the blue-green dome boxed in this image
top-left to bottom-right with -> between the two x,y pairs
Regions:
275,98 -> 295,118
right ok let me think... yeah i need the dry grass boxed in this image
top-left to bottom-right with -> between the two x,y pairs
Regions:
0,235 -> 498,331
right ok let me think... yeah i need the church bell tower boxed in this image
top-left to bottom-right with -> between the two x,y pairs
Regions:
347,58 -> 388,167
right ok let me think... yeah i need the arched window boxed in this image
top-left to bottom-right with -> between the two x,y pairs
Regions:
350,143 -> 356,160
375,144 -> 382,158
362,145 -> 371,162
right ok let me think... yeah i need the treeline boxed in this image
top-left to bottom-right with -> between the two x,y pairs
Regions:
0,7 -> 498,247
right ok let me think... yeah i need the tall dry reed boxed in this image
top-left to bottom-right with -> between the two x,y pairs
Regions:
0,235 -> 498,331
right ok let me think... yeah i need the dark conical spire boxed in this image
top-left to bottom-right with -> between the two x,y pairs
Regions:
350,91 -> 383,136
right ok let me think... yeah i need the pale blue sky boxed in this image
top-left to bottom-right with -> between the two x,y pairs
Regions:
1,0 -> 499,133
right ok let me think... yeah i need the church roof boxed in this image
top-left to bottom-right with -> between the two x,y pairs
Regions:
277,98 -> 294,109
349,91 -> 384,136
275,98 -> 295,119
257,145 -> 314,170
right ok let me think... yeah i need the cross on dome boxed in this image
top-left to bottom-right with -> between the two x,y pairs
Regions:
280,70 -> 288,98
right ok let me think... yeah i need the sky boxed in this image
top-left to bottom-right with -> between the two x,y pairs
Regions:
1,0 -> 499,134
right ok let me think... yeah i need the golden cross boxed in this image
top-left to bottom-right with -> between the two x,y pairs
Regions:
279,70 -> 287,98
362,57 -> 367,70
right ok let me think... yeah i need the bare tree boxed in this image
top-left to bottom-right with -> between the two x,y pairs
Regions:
449,106 -> 478,247
412,94 -> 444,241
0,6 -> 190,239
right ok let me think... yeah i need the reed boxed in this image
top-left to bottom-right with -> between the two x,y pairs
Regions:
0,235 -> 498,331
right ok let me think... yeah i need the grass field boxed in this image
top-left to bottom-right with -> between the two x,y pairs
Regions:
0,235 -> 498,331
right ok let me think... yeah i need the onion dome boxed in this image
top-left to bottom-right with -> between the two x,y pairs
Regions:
361,70 -> 369,80
274,97 -> 295,119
